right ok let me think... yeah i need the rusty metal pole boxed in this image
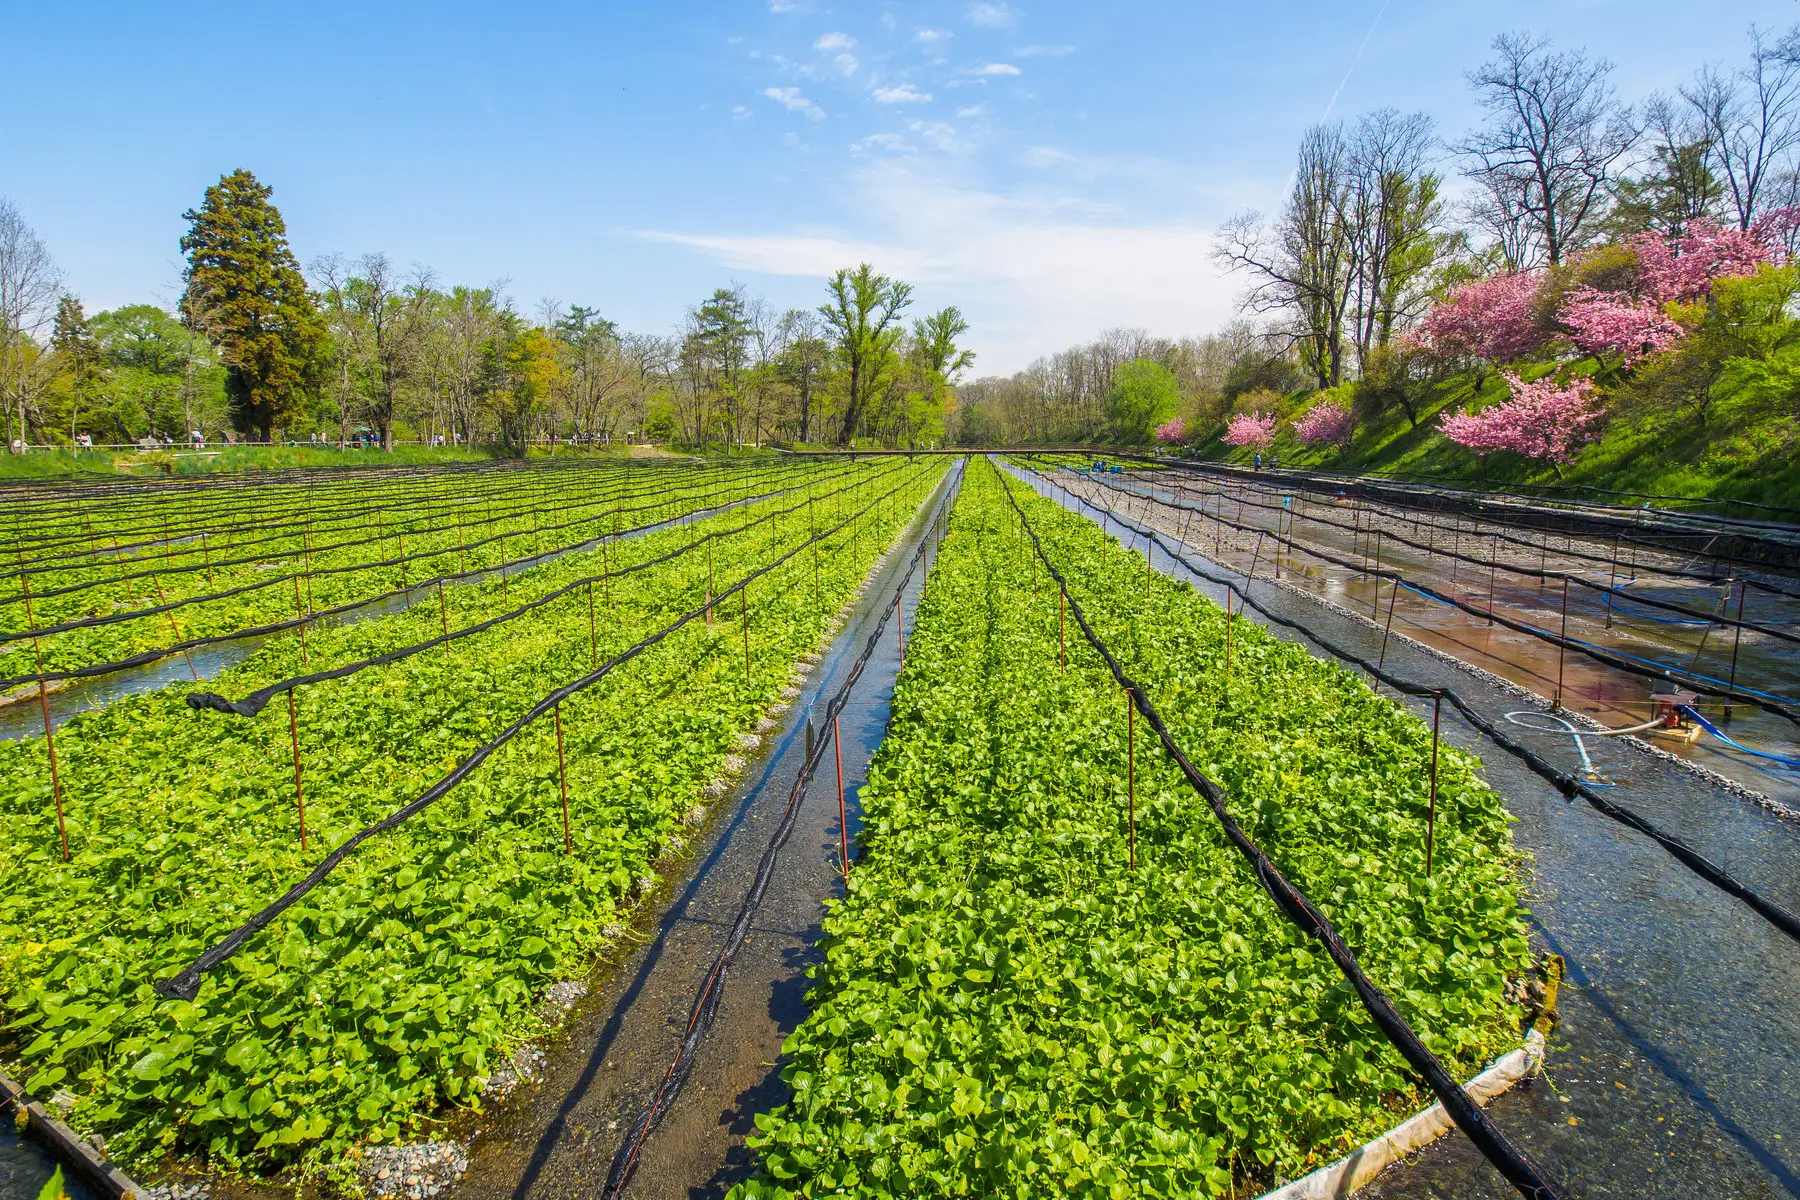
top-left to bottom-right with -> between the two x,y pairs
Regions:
1554,577 -> 1570,711
1426,692 -> 1441,878
286,690 -> 307,851
1377,578 -> 1401,682
19,571 -> 68,861
585,579 -> 598,667
1605,536 -> 1619,629
834,714 -> 849,878
294,574 -> 309,664
1126,689 -> 1137,872
1371,530 -> 1383,616
1488,534 -> 1499,626
1725,579 -> 1747,724
438,581 -> 452,660
555,703 -> 572,854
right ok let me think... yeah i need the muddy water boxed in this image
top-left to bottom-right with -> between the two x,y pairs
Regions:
1076,466 -> 1800,812
1009,462 -> 1800,1199
439,461 -> 963,1200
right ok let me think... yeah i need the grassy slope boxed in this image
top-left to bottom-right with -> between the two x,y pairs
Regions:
1187,371 -> 1800,513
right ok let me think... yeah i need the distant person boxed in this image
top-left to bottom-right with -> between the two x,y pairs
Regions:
1253,452 -> 1263,471
191,429 -> 204,449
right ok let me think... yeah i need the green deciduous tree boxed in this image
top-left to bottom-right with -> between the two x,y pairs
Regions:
819,264 -> 912,445
180,169 -> 324,441
1106,359 -> 1180,444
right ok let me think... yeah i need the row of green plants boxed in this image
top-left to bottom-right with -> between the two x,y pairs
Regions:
735,458 -> 1530,1198
0,457 -> 946,1177
2,460 -> 815,682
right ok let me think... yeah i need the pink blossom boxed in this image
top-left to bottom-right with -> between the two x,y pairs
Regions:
1632,217 -> 1777,304
1416,272 -> 1548,362
1154,417 -> 1189,446
1292,399 -> 1353,447
1557,287 -> 1684,365
1439,373 -> 1605,465
1222,411 -> 1278,449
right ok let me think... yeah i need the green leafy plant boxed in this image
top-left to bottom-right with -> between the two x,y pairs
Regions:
734,459 -> 1529,1198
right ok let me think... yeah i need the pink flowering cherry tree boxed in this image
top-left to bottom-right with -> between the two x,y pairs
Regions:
1222,411 -> 1278,449
1633,218 -> 1778,304
1558,287 -> 1685,367
1292,399 -> 1354,447
1154,417 -> 1189,447
1439,372 -> 1605,471
1416,272 -> 1548,362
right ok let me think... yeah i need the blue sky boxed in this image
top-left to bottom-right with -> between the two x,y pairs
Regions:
3,0 -> 1794,372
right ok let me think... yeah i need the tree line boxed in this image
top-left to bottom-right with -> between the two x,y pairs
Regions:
1,170 -> 973,453
951,25 -> 1800,447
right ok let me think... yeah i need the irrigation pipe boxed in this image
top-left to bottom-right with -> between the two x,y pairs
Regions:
151,465 -> 937,1002
1013,460 -> 1800,949
601,459 -> 964,1199
992,460 -> 1562,1200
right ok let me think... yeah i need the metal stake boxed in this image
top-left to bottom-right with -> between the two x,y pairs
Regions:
834,714 -> 849,878
1126,690 -> 1137,872
1426,692 -> 1441,877
287,690 -> 307,851
555,703 -> 572,854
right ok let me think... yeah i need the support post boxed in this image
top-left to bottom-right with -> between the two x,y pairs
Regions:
1059,585 -> 1067,671
1554,577 -> 1569,711
1725,580 -> 1746,724
587,580 -> 598,667
1126,689 -> 1137,872
1426,692 -> 1441,878
1376,578 -> 1401,683
287,690 -> 307,851
18,571 -> 68,861
834,714 -> 849,879
555,703 -> 572,854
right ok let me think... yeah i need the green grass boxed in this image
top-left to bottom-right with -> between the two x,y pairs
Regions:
1184,369 -> 1800,514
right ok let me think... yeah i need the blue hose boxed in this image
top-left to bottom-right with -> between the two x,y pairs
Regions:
1681,707 -> 1800,769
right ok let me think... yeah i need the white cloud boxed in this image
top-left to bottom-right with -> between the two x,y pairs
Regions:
956,103 -> 987,118
1016,44 -> 1074,57
915,27 -> 953,43
972,62 -> 1020,76
967,2 -> 1019,29
833,53 -> 858,77
769,0 -> 798,11
639,161 -> 1232,374
763,86 -> 825,119
852,131 -> 913,154
732,105 -> 751,119
907,121 -> 964,152
814,31 -> 854,50
873,83 -> 932,104
1021,145 -> 1077,169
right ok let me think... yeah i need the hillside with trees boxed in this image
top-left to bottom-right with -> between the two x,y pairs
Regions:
949,26 -> 1800,508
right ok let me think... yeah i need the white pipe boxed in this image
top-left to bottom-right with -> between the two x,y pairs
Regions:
1255,1027 -> 1547,1200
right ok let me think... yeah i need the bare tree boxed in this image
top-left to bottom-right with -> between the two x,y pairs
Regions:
1345,110 -> 1445,374
1681,25 -> 1800,230
0,199 -> 62,450
1215,123 -> 1357,388
1458,33 -> 1639,266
